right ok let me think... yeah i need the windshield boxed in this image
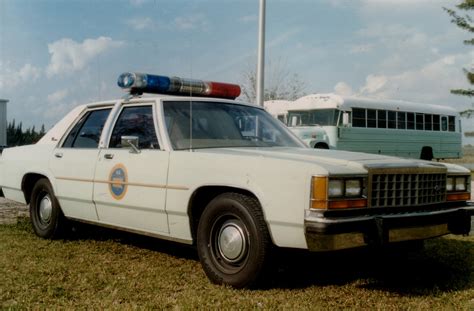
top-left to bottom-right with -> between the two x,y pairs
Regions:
287,109 -> 339,127
163,101 -> 303,150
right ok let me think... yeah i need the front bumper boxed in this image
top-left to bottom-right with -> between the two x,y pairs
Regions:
305,203 -> 474,251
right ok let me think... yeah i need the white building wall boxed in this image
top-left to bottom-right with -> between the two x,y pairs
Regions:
0,99 -> 7,146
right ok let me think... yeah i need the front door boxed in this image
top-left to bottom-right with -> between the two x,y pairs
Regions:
93,104 -> 170,234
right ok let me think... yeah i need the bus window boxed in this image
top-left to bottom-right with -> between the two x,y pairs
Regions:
277,114 -> 286,123
448,116 -> 455,132
416,113 -> 424,130
353,108 -> 366,127
388,111 -> 396,129
433,115 -> 440,131
377,110 -> 387,128
397,112 -> 406,129
367,109 -> 376,128
425,114 -> 433,131
407,112 -> 415,130
441,116 -> 448,131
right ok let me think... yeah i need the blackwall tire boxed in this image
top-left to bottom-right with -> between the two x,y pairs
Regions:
30,178 -> 67,239
196,192 -> 271,288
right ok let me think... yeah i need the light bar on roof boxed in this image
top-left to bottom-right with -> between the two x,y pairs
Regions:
117,72 -> 241,99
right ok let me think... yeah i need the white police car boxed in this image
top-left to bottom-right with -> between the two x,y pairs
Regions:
0,72 -> 472,288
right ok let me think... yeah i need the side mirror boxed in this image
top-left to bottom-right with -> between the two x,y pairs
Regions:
121,136 -> 141,154
342,112 -> 350,126
291,116 -> 298,127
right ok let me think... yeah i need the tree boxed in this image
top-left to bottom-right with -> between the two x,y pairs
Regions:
240,58 -> 306,103
6,120 -> 46,146
444,0 -> 474,117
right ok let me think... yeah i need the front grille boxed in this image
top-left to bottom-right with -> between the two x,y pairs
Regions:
370,173 -> 446,208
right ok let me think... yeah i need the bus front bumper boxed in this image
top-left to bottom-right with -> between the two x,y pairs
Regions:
304,203 -> 474,251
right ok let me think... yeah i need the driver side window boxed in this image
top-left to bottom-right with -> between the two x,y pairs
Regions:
109,106 -> 159,149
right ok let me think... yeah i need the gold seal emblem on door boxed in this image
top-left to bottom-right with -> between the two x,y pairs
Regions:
109,164 -> 128,200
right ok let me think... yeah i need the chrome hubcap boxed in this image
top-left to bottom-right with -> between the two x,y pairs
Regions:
217,221 -> 247,263
39,195 -> 52,224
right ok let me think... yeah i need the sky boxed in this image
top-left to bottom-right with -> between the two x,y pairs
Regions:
0,0 -> 473,142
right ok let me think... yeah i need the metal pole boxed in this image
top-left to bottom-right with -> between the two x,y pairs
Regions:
256,0 -> 266,107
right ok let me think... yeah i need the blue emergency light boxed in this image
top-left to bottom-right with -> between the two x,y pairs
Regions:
117,72 -> 241,99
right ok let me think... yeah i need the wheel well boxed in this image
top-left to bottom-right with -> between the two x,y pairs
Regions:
314,142 -> 329,149
22,173 -> 47,204
420,146 -> 433,161
188,186 -> 260,244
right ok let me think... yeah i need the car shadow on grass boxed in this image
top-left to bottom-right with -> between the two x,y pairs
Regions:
65,220 -> 200,262
267,238 -> 473,294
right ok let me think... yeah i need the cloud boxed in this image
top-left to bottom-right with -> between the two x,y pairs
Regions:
46,37 -> 124,77
349,44 -> 374,54
0,62 -> 41,90
129,0 -> 147,7
47,89 -> 69,103
174,14 -> 208,30
239,15 -> 257,23
334,82 -> 354,96
358,53 -> 472,108
326,0 -> 442,8
357,24 -> 420,40
126,17 -> 153,30
359,74 -> 388,94
268,28 -> 301,48
361,0 -> 442,5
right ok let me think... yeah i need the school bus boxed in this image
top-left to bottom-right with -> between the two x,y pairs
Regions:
265,94 -> 462,160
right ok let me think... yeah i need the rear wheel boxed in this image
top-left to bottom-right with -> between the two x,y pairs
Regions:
197,193 -> 271,288
30,178 -> 67,239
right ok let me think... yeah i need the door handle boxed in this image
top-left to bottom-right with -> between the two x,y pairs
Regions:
54,153 -> 63,158
104,154 -> 114,159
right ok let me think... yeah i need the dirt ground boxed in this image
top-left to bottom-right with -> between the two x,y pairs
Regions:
0,198 -> 28,225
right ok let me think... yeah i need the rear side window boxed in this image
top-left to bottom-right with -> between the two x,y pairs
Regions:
63,109 -> 111,148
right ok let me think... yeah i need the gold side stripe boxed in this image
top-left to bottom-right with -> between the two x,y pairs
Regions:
56,176 -> 189,191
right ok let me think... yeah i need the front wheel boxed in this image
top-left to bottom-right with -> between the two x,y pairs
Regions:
197,193 -> 271,288
30,178 -> 67,239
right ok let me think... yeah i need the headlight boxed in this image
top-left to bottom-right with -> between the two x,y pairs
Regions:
446,175 -> 471,202
446,177 -> 454,191
328,179 -> 344,197
328,179 -> 362,198
311,176 -> 367,209
447,175 -> 469,192
345,179 -> 362,197
455,177 -> 467,191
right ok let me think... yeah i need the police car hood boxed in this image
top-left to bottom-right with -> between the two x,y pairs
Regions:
193,147 -> 468,174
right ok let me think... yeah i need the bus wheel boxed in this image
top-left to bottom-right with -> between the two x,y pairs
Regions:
314,143 -> 329,149
420,147 -> 433,161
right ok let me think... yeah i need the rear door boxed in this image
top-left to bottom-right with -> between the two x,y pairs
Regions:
93,102 -> 170,234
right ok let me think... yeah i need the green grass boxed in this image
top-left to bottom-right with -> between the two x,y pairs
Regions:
1,218 -> 473,309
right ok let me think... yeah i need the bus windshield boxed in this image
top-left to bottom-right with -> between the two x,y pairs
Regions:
287,109 -> 339,127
